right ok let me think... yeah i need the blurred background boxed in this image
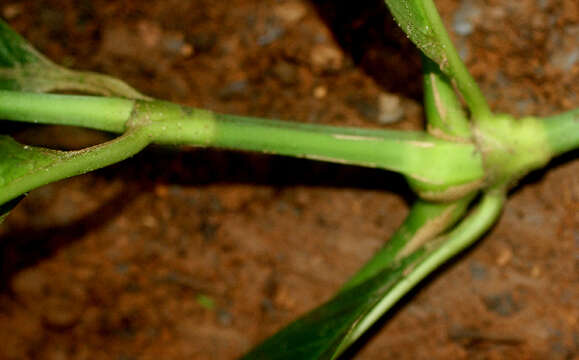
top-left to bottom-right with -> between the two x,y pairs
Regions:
0,0 -> 577,359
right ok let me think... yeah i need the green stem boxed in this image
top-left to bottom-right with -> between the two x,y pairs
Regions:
137,100 -> 485,186
0,127 -> 151,205
420,0 -> 491,121
422,55 -> 471,139
343,190 -> 505,351
0,90 -> 133,133
157,108 -> 483,186
342,193 -> 475,291
0,91 -> 485,187
541,108 -> 579,157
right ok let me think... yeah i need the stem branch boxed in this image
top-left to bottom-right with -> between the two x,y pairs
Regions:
0,91 -> 485,187
345,190 -> 505,350
541,108 -> 579,157
0,127 -> 151,205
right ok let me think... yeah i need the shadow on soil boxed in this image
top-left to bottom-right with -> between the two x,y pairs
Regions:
0,181 -> 146,293
310,0 -> 423,100
0,146 -> 414,295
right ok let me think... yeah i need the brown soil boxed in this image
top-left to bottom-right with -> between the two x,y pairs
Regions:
1,0 -> 577,359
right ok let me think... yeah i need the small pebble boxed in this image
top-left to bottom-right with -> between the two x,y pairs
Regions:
272,61 -> 299,85
377,93 -> 405,124
217,309 -> 233,326
496,246 -> 513,266
452,0 -> 482,36
350,97 -> 378,120
531,265 -> 541,278
142,215 -> 157,228
261,298 -> 276,314
199,220 -> 219,242
258,26 -> 284,46
550,48 -> 579,72
41,297 -> 84,329
163,34 -> 186,54
137,20 -> 162,48
188,32 -> 217,53
181,43 -> 194,56
469,261 -> 488,280
310,44 -> 343,73
2,4 -> 22,19
483,292 -> 521,317
155,184 -> 169,198
12,268 -> 47,300
219,80 -> 249,100
313,85 -> 327,99
274,2 -> 307,24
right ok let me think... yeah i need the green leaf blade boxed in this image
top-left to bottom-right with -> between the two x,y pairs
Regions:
0,129 -> 151,207
243,195 -> 477,360
383,0 -> 491,119
0,135 -> 61,187
0,19 -> 46,67
0,135 -> 62,221
242,192 -> 504,360
385,0 -> 443,65
0,18 -> 148,99
242,261 -> 409,360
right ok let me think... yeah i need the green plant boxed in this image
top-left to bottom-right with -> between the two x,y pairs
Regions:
0,1 -> 577,359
